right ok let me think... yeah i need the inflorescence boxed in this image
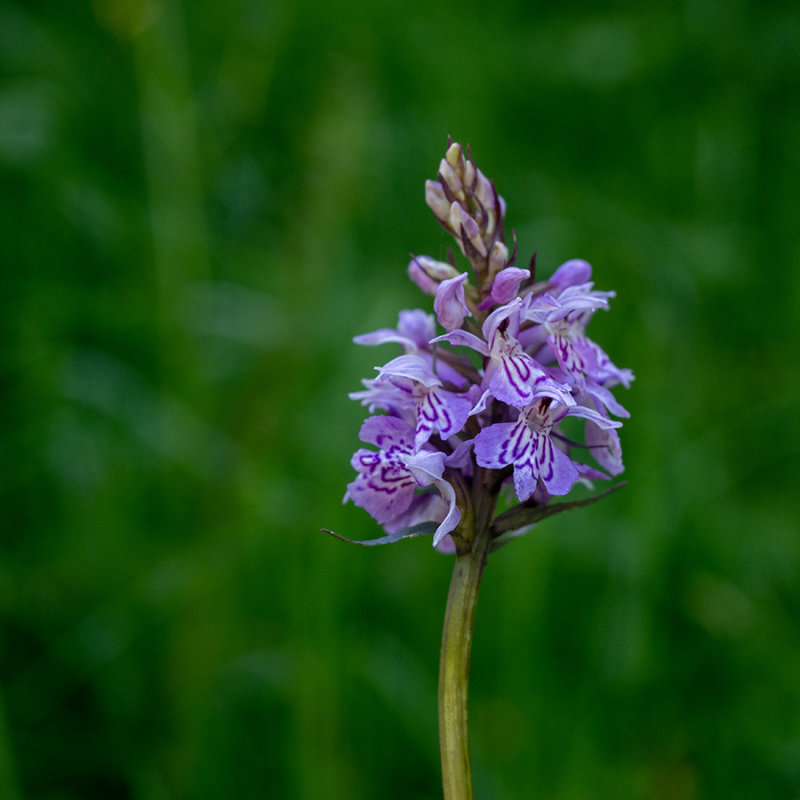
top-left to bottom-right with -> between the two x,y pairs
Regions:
343,140 -> 633,552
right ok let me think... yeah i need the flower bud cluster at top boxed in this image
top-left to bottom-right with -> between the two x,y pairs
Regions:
423,141 -> 508,285
344,140 -> 633,552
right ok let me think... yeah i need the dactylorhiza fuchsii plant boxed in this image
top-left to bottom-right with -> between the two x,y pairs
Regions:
325,140 -> 633,800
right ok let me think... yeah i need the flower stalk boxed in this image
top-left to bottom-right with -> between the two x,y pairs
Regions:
438,515 -> 492,800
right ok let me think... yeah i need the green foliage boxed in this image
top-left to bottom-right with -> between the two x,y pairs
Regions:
2,0 -> 799,797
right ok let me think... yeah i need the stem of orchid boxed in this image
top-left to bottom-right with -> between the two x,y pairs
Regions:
438,520 -> 492,800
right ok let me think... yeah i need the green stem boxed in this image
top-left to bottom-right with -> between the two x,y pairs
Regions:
438,522 -> 492,800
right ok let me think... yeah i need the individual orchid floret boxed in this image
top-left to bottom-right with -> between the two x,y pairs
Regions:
449,202 -> 487,258
473,397 -> 622,500
545,311 -> 632,389
408,255 -> 462,295
435,299 -> 574,409
524,279 -> 632,390
425,180 -> 451,229
585,417 -> 625,476
348,376 -> 417,425
483,323 -> 574,409
478,265 -> 530,310
344,416 -> 460,546
488,241 -> 510,273
375,354 -> 473,449
574,384 -> 628,476
353,309 -> 436,353
433,272 -> 472,332
548,258 -> 593,289
354,307 -> 471,390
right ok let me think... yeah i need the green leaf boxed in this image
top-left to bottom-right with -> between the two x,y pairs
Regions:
489,482 -> 627,550
321,521 -> 438,546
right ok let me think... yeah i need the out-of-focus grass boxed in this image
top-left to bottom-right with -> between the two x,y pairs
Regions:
1,0 -> 799,798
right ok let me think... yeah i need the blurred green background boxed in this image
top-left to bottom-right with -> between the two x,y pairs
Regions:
2,0 -> 799,798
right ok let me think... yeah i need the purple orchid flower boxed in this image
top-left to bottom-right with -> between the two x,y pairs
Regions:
473,397 -> 621,500
353,309 -> 437,352
434,299 -> 574,409
375,354 -> 473,449
344,416 -> 461,547
524,268 -> 632,389
408,255 -> 461,296
575,384 -> 628,476
354,308 -> 468,389
478,266 -> 530,310
348,376 -> 417,425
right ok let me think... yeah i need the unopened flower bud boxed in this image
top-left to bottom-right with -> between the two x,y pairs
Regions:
438,159 -> 463,197
408,255 -> 461,295
549,259 -> 592,289
449,202 -> 487,258
488,266 -> 530,306
433,272 -> 472,332
475,173 -> 504,240
474,172 -> 495,213
425,142 -> 507,264
488,241 -> 509,276
445,141 -> 463,169
462,159 -> 477,193
425,180 -> 451,227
